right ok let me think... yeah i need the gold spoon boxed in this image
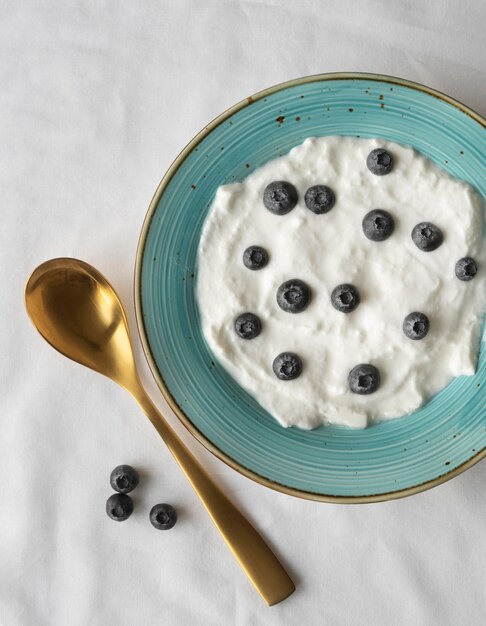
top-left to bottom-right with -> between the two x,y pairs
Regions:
25,257 -> 295,606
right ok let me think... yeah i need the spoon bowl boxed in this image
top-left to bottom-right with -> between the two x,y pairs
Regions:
25,259 -> 138,391
25,257 -> 294,606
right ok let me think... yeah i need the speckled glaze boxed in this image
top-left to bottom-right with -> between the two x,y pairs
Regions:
135,73 -> 486,502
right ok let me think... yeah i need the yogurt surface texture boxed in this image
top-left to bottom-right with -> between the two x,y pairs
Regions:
196,136 -> 486,429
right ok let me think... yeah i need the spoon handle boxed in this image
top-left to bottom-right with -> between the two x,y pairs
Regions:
134,389 -> 295,606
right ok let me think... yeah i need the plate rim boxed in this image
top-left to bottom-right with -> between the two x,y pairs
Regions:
134,71 -> 486,504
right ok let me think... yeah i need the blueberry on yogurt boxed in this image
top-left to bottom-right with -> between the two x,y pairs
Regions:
234,313 -> 261,339
411,222 -> 443,251
348,364 -> 380,394
272,352 -> 303,380
403,312 -> 430,340
331,284 -> 360,313
243,245 -> 269,270
455,257 -> 478,281
263,181 -> 298,215
366,148 -> 394,175
304,185 -> 335,214
276,279 -> 312,313
362,209 -> 395,241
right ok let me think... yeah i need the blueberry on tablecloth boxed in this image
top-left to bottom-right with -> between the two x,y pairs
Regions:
106,493 -> 134,521
110,465 -> 139,494
150,503 -> 177,530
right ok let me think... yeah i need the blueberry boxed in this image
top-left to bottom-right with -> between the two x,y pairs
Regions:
272,352 -> 303,380
366,148 -> 394,175
276,279 -> 312,313
362,209 -> 395,241
348,364 -> 380,394
234,312 -> 261,339
455,257 -> 477,281
110,465 -> 139,494
243,245 -> 269,270
304,185 -> 335,214
331,284 -> 360,313
106,493 -> 133,521
411,222 -> 443,251
403,312 -> 430,340
263,181 -> 298,215
149,503 -> 177,530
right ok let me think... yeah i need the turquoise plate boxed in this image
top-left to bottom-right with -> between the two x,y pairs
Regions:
135,73 -> 486,502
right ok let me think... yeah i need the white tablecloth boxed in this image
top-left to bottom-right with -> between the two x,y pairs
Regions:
2,1 -> 486,624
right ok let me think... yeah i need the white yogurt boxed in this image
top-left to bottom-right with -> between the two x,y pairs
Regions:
196,136 -> 486,429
